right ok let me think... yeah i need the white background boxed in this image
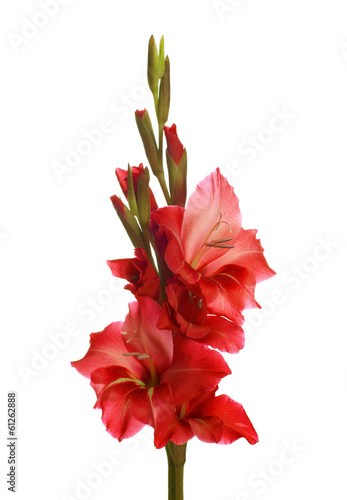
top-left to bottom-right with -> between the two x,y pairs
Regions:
1,1 -> 347,499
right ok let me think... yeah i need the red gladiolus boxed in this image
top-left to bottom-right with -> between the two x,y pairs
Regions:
154,388 -> 258,449
71,296 -> 231,442
151,168 -> 275,323
72,37 -> 276,500
157,279 -> 245,353
107,248 -> 160,300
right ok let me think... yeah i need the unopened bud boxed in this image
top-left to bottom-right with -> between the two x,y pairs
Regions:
135,109 -> 161,176
147,35 -> 159,95
164,124 -> 187,207
110,195 -> 144,249
158,57 -> 170,126
136,167 -> 151,232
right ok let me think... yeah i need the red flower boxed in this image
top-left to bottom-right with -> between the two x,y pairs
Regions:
107,248 -> 160,300
116,163 -> 158,212
72,297 -> 231,442
151,169 -> 275,322
157,279 -> 244,353
154,388 -> 259,449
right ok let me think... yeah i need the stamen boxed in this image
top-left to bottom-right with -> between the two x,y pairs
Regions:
125,335 -> 139,344
196,299 -> 203,310
188,290 -> 193,305
136,353 -> 150,360
215,244 -> 235,248
205,237 -> 233,247
122,352 -> 141,356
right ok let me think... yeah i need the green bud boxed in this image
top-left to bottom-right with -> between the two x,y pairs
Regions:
166,148 -> 187,207
158,57 -> 170,126
110,195 -> 144,249
158,36 -> 165,79
136,167 -> 151,232
147,35 -> 159,95
135,110 -> 162,176
126,164 -> 138,217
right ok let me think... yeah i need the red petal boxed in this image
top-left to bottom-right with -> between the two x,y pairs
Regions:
135,109 -> 146,120
202,228 -> 275,283
71,322 -> 146,381
181,169 -> 242,269
198,275 -> 244,325
188,415 -> 223,443
194,316 -> 245,354
101,398 -> 145,441
129,383 -> 174,428
91,366 -> 147,408
151,206 -> 200,283
107,257 -> 140,282
122,297 -> 173,374
204,395 -> 259,445
186,388 -> 218,416
161,336 -> 231,404
107,248 -> 160,300
164,124 -> 184,165
154,413 -> 194,449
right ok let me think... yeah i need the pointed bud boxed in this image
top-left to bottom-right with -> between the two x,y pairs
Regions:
110,195 -> 144,249
115,165 -> 139,217
164,124 -> 184,165
136,167 -> 151,232
158,57 -> 170,126
116,163 -> 158,213
135,109 -> 161,176
164,124 -> 187,207
147,35 -> 159,95
158,36 -> 165,79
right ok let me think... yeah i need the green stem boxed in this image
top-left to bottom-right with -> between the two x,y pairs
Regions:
166,444 -> 176,500
165,442 -> 187,500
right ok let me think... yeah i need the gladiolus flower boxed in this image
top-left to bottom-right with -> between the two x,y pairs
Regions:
157,279 -> 244,353
71,296 -> 231,442
107,248 -> 160,300
154,388 -> 259,449
151,168 -> 275,323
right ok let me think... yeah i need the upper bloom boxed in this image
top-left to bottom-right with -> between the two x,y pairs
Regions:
151,168 -> 275,323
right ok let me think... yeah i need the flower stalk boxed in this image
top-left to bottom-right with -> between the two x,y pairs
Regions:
166,442 -> 187,500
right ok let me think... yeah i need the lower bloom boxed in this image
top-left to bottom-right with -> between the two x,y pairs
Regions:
71,296 -> 231,443
154,388 -> 259,449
